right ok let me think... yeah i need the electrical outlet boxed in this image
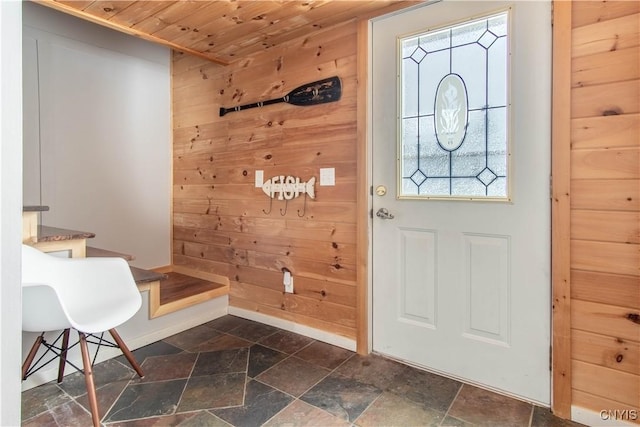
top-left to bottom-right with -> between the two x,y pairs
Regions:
284,276 -> 294,293
283,270 -> 294,293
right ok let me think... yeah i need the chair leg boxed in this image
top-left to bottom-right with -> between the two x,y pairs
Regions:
57,328 -> 71,383
108,328 -> 144,378
22,333 -> 44,380
78,332 -> 101,427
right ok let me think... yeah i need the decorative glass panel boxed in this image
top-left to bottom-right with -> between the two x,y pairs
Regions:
399,11 -> 510,199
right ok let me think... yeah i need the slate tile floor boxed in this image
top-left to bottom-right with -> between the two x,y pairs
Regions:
21,315 -> 582,427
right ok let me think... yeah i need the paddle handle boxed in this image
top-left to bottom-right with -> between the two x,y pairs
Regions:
219,97 -> 285,117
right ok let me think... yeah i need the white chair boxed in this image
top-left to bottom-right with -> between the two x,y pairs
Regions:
21,244 -> 144,427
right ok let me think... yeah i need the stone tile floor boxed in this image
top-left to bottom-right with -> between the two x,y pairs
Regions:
21,315 -> 582,426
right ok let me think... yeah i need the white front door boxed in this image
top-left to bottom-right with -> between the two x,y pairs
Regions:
371,1 -> 551,404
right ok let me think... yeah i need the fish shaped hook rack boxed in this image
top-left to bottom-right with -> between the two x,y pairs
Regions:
261,176 -> 315,216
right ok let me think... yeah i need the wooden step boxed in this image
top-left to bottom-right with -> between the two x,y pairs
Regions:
148,267 -> 229,318
160,272 -> 224,305
130,265 -> 168,286
86,247 -> 228,318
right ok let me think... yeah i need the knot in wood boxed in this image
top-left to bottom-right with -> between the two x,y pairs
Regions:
626,313 -> 640,324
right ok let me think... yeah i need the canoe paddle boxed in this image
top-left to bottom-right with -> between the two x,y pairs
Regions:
219,76 -> 341,117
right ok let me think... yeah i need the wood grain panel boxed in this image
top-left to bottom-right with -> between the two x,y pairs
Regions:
572,329 -> 639,375
171,51 -> 216,75
572,360 -> 639,408
171,16 -> 361,337
171,253 -> 231,279
572,1 -> 640,28
573,390 -> 640,425
246,250 -> 356,285
571,114 -> 639,150
571,210 -> 639,244
572,47 -> 639,88
82,1 -> 137,20
572,269 -> 640,309
230,296 -> 357,340
571,147 -> 639,179
173,213 -> 357,244
571,179 -> 639,212
174,229 -> 357,266
106,1 -> 174,28
572,299 -> 640,340
572,80 -> 640,118
572,13 -> 640,58
173,198 -> 357,223
571,240 -> 639,277
231,281 -> 356,328
229,264 -> 357,307
568,2 -> 640,421
174,163 -> 356,186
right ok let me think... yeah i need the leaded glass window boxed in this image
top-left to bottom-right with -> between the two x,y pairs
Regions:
399,11 -> 510,199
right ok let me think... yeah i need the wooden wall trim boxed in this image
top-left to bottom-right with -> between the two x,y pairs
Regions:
356,17 -> 370,355
551,0 -> 572,419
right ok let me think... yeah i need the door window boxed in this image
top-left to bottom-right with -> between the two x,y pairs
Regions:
399,11 -> 510,200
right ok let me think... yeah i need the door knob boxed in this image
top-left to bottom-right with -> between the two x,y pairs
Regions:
376,208 -> 395,220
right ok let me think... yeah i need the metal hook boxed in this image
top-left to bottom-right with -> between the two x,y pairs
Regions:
262,197 -> 273,215
280,199 -> 289,216
297,193 -> 307,217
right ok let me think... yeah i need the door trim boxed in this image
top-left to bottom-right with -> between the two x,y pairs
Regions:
550,0 -> 572,419
355,16 -> 372,355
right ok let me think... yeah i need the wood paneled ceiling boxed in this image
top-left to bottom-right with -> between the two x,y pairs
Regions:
35,0 -> 421,65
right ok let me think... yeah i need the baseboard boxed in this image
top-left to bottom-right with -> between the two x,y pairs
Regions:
228,306 -> 357,352
572,405 -> 639,427
126,303 -> 228,350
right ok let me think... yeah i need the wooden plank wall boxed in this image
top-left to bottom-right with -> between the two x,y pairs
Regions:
171,20 -> 359,340
569,1 -> 639,420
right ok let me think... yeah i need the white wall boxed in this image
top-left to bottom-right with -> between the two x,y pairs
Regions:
23,2 -> 171,269
0,1 -> 24,425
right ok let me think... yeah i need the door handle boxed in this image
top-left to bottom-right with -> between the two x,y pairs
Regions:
376,208 -> 395,220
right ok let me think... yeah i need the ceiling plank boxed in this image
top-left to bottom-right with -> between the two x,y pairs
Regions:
35,0 -> 230,65
107,1 -> 176,27
35,0 -> 422,66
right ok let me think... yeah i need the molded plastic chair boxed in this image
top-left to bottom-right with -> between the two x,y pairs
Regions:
21,244 -> 144,427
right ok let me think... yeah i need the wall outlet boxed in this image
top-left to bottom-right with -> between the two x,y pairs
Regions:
283,270 -> 294,293
319,167 -> 335,186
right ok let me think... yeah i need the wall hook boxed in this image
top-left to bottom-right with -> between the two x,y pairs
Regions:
297,193 -> 308,217
280,199 -> 289,216
262,197 -> 273,215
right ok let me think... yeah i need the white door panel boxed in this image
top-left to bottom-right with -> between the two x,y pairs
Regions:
371,0 -> 551,404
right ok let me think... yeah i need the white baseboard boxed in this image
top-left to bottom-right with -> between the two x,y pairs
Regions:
572,405 -> 639,427
228,307 -> 357,352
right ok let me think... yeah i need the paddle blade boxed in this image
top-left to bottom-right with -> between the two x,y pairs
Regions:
285,76 -> 342,107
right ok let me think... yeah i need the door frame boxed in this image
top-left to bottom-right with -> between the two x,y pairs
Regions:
354,0 -> 572,417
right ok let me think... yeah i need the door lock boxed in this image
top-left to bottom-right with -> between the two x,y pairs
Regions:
375,185 -> 387,196
376,208 -> 395,220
